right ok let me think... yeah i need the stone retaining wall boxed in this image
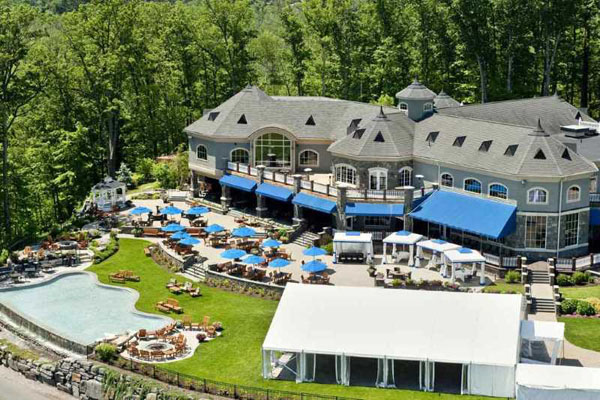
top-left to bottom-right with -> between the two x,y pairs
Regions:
206,269 -> 284,299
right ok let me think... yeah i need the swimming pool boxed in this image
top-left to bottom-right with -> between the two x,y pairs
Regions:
0,272 -> 171,345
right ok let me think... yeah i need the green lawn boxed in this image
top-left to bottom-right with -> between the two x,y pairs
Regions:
558,317 -> 600,352
559,284 -> 600,300
483,281 -> 524,294
87,238 -> 498,400
128,181 -> 161,195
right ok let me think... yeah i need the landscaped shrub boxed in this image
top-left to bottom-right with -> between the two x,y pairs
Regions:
573,271 -> 590,285
92,233 -> 119,263
584,298 -> 600,314
560,299 -> 579,314
576,300 -> 596,316
95,343 -> 117,362
556,274 -> 574,286
136,157 -> 155,183
320,242 -> 333,254
505,270 -> 520,284
0,249 -> 9,266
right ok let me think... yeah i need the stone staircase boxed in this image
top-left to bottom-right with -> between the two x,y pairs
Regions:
531,297 -> 556,314
182,263 -> 208,282
530,269 -> 551,284
292,230 -> 319,248
527,263 -> 556,315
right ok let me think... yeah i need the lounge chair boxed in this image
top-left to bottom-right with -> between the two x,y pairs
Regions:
109,272 -> 126,283
182,315 -> 192,330
166,298 -> 183,313
189,287 -> 201,297
155,301 -> 170,313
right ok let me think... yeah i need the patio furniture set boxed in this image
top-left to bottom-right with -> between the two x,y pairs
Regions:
109,270 -> 141,283
166,279 -> 201,297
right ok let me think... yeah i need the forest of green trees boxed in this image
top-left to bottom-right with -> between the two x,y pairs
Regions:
1,0 -> 599,248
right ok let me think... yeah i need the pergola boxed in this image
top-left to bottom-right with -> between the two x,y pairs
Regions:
91,177 -> 127,212
332,232 -> 373,263
442,248 -> 487,285
382,231 -> 423,267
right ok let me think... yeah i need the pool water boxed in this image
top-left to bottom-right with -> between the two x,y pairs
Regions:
0,272 -> 171,345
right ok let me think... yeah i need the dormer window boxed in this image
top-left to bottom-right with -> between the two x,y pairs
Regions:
352,129 -> 365,139
426,131 -> 439,144
534,149 -> 546,160
479,140 -> 492,152
208,111 -> 220,121
504,145 -> 518,156
399,103 -> 408,114
374,132 -> 385,142
306,115 -> 316,126
347,118 -> 362,135
237,114 -> 247,124
453,136 -> 466,147
562,148 -> 572,160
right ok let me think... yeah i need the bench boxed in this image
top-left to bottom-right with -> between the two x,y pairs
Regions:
143,228 -> 165,237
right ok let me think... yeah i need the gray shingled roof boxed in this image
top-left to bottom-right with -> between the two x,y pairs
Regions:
395,79 -> 436,101
438,95 -> 594,135
185,86 -> 395,141
434,91 -> 461,109
327,108 -> 414,159
414,115 -> 597,177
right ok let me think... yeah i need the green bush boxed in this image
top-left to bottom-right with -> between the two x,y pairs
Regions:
560,298 -> 579,314
505,270 -> 520,284
95,343 -> 117,362
136,157 -> 155,183
573,271 -> 590,285
152,163 -> 177,189
320,242 -> 333,254
0,249 -> 9,266
556,274 -> 574,286
92,234 -> 119,263
576,300 -> 596,316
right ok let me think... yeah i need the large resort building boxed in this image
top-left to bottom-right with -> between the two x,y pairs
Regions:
186,80 -> 600,261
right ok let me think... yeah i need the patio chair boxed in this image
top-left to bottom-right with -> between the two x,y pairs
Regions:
109,272 -> 126,283
166,298 -> 183,313
202,315 -> 210,331
151,350 -> 165,360
155,301 -> 171,313
189,287 -> 201,297
206,326 -> 217,338
139,350 -> 151,360
138,329 -> 147,340
182,315 -> 192,330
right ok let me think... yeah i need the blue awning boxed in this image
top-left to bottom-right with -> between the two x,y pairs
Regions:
345,203 -> 404,217
256,183 -> 293,202
219,174 -> 257,192
409,190 -> 517,239
292,193 -> 337,214
591,209 -> 600,226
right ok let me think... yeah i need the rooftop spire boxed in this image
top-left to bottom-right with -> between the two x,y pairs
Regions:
530,118 -> 549,137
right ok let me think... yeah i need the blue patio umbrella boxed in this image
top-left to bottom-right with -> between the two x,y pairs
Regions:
205,224 -> 225,234
303,246 -> 327,257
160,205 -> 184,215
179,237 -> 201,246
161,223 -> 185,232
232,227 -> 256,238
221,249 -> 247,260
171,231 -> 191,240
261,239 -> 282,248
243,255 -> 266,265
268,258 -> 291,268
302,260 -> 327,273
130,206 -> 152,215
187,206 -> 210,216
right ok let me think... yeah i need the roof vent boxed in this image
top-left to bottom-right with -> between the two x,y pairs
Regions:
504,145 -> 518,156
534,149 -> 546,160
237,114 -> 247,124
306,115 -> 316,126
562,148 -> 572,161
453,136 -> 466,147
352,128 -> 365,139
208,111 -> 220,121
374,132 -> 385,142
426,131 -> 439,144
479,140 -> 492,152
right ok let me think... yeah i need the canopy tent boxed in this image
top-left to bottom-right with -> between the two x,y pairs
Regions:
520,320 -> 564,365
219,174 -> 257,192
263,284 -> 522,398
332,232 -> 373,263
409,190 -> 517,239
256,183 -> 294,202
516,364 -> 600,400
292,193 -> 337,214
382,231 -> 423,267
345,203 -> 404,217
415,239 -> 460,269
91,177 -> 127,212
442,248 -> 486,285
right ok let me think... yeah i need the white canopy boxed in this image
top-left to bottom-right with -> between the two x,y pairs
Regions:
333,232 -> 373,263
520,320 -> 564,365
516,364 -> 600,400
383,231 -> 423,245
417,239 -> 461,253
443,248 -> 486,264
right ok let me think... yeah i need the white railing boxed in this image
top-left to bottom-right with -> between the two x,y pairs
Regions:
590,193 -> 600,203
329,187 -> 338,197
594,254 -> 600,264
286,176 -> 295,185
274,173 -> 285,183
264,170 -> 274,180
484,253 -> 500,266
313,182 -> 329,194
239,164 -> 249,174
249,167 -> 258,176
576,257 -> 591,269
556,258 -> 572,269
301,180 -> 312,190
503,257 -> 518,268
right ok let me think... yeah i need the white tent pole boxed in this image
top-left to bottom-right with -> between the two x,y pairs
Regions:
409,244 -> 414,267
451,263 -> 456,283
430,361 -> 435,392
551,340 -> 560,365
480,262 -> 485,285
382,242 -> 387,264
419,361 -> 422,390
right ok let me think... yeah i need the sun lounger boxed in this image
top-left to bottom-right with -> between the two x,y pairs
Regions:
155,302 -> 171,313
189,287 -> 201,297
166,298 -> 183,313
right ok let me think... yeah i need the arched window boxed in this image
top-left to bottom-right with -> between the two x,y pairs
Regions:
299,149 -> 319,167
196,145 -> 207,161
398,167 -> 412,187
423,103 -> 433,112
489,183 -> 508,199
440,173 -> 453,187
528,188 -> 548,204
567,185 -> 580,203
254,132 -> 292,168
230,148 -> 249,164
464,178 -> 482,194
335,164 -> 357,186
369,168 -> 388,190
399,103 -> 408,114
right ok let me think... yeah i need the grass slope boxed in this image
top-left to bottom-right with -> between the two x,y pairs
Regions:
560,285 -> 600,300
87,238 -> 497,400
558,317 -> 600,352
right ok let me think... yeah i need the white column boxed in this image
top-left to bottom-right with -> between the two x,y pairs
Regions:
392,244 -> 396,263
409,244 -> 414,267
451,263 -> 456,283
551,340 -> 561,364
382,243 -> 387,264
480,262 -> 485,285
296,352 -> 304,383
262,349 -> 272,379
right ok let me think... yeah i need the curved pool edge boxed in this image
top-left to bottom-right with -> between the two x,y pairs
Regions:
0,271 -> 173,354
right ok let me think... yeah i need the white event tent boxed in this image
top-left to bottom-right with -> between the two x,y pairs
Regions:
262,284 -> 523,398
516,364 -> 600,400
332,232 -> 373,263
519,320 -> 564,365
443,247 -> 487,285
415,239 -> 460,269
382,231 -> 423,267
